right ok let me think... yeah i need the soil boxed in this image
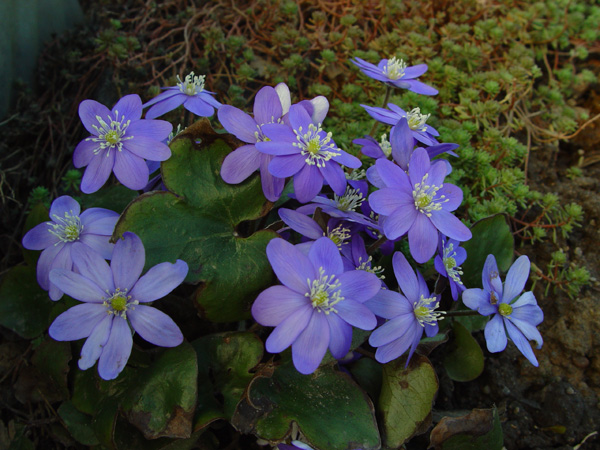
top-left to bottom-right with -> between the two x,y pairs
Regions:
1,3 -> 599,450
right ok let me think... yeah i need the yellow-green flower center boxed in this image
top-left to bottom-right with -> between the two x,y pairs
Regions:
89,110 -> 133,155
325,225 -> 351,249
444,257 -> 456,272
498,303 -> 513,316
306,267 -> 344,314
415,193 -> 433,209
48,211 -> 83,243
111,293 -> 128,311
306,138 -> 321,154
294,123 -> 340,168
406,107 -> 430,132
413,295 -> 445,327
177,72 -> 205,96
103,288 -> 139,319
383,57 -> 407,80
412,174 -> 447,217
104,130 -> 120,145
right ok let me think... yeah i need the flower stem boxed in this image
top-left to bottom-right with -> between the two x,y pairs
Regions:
368,85 -> 392,137
445,310 -> 480,317
367,235 -> 388,254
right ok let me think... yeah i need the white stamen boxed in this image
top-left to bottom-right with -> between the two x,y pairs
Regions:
48,210 -> 83,243
356,256 -> 385,280
102,288 -> 139,319
306,267 -> 344,314
412,173 -> 448,217
379,133 -> 392,158
293,123 -> 340,168
383,57 -> 408,80
406,107 -> 430,132
177,72 -> 205,96
413,295 -> 445,327
442,239 -> 464,284
88,109 -> 134,155
334,187 -> 364,212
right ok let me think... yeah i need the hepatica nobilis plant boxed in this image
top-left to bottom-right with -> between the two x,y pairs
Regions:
13,59 -> 544,449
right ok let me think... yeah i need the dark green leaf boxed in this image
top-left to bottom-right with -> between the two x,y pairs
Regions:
192,332 -> 263,430
31,338 -> 71,399
58,401 -> 99,446
0,266 -> 53,339
348,357 -> 383,402
121,343 -> 198,440
113,120 -> 277,322
79,183 -> 138,212
232,361 -> 381,450
379,354 -> 438,447
461,214 -> 514,289
443,322 -> 484,382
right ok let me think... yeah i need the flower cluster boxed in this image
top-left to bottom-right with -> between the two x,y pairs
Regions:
18,54 -> 544,450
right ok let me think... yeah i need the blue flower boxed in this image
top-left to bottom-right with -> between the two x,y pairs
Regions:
366,252 -> 443,365
48,232 -> 188,380
255,105 -> 361,203
368,149 -> 471,263
75,94 -> 173,193
463,254 -> 543,366
143,72 -> 221,119
361,104 -> 440,146
22,196 -> 119,300
434,235 -> 467,301
252,237 -> 380,374
351,57 -> 438,95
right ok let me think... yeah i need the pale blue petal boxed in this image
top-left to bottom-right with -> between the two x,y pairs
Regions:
98,317 -> 133,380
128,305 -> 183,347
252,285 -> 309,326
265,305 -> 313,353
79,315 -> 112,370
292,311 -> 330,374
484,314 -> 507,353
49,303 -> 108,341
129,260 -> 188,302
111,232 -> 145,291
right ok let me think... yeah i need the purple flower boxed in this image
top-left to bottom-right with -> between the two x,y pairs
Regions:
256,105 -> 361,203
219,85 -> 286,201
351,57 -> 438,95
143,72 -> 221,119
361,104 -> 440,146
22,196 -> 118,301
252,237 -> 380,374
368,149 -> 471,263
48,232 -> 188,380
366,252 -> 442,364
74,94 -> 172,193
462,254 -> 543,366
279,208 -> 352,251
353,133 -> 393,160
434,236 -> 467,301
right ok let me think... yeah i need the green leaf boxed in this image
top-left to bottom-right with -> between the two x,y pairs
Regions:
461,214 -> 514,289
0,266 -> 54,339
429,407 -> 503,450
121,343 -> 198,440
57,401 -> 99,446
113,120 -> 277,322
192,332 -> 263,430
31,338 -> 72,399
443,322 -> 484,382
379,355 -> 438,447
232,361 -> 381,450
348,357 -> 383,402
79,182 -> 138,212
